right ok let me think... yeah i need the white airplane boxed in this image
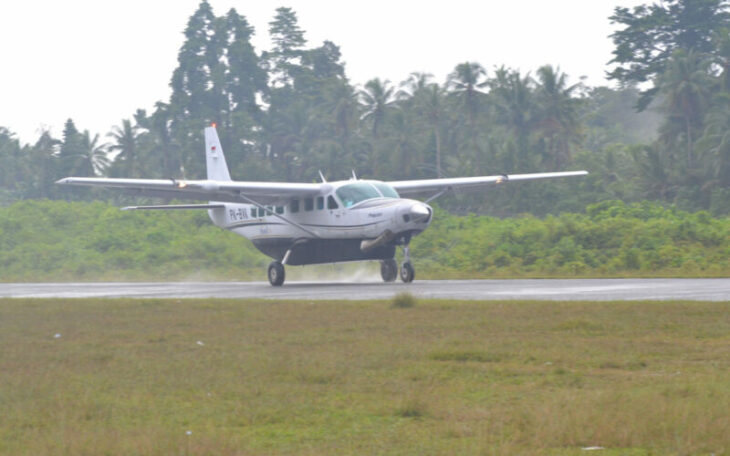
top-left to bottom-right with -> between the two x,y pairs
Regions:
57,125 -> 587,286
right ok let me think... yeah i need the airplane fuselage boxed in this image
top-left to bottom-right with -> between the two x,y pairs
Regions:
206,179 -> 432,265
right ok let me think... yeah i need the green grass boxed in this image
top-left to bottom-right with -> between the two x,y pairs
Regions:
1,298 -> 729,455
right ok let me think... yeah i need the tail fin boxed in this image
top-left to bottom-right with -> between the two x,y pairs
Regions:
205,125 -> 231,181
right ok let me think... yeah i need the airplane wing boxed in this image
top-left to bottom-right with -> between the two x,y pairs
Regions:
55,177 -> 324,205
387,170 -> 588,198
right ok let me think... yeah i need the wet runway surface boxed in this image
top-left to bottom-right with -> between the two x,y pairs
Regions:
1,279 -> 728,301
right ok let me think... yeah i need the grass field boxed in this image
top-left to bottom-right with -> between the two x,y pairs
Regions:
1,297 -> 729,455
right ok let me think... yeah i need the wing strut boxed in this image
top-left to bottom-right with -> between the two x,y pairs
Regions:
121,204 -> 225,211
425,187 -> 452,204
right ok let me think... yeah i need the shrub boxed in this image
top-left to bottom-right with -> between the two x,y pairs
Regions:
391,292 -> 416,308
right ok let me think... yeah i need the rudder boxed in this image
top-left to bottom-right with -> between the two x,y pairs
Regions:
205,125 -> 231,181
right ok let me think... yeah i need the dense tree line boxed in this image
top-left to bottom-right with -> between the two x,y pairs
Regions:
1,0 -> 729,215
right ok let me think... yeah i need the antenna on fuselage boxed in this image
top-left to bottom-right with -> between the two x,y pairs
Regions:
351,170 -> 358,180
318,170 -> 327,183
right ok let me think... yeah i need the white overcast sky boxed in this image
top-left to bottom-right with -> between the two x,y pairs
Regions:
0,0 -> 646,145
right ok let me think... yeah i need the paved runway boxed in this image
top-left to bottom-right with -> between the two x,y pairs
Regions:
0,279 -> 728,301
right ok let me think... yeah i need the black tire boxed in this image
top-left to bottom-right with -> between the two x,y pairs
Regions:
380,259 -> 398,282
400,262 -> 415,283
268,261 -> 285,286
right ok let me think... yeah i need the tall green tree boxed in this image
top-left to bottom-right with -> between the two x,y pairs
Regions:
223,8 -> 267,121
608,0 -> 730,109
25,131 -> 60,199
168,0 -> 218,177
58,119 -> 85,179
0,128 -> 22,191
266,7 -> 307,87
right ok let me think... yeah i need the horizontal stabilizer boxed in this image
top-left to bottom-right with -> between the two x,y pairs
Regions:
121,204 -> 225,211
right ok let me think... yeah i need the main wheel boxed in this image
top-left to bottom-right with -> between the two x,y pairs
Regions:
400,262 -> 415,283
380,259 -> 398,282
268,261 -> 285,286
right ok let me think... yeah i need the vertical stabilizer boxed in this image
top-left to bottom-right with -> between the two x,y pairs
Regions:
205,125 -> 231,181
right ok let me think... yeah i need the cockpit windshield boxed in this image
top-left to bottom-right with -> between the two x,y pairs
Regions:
372,182 -> 399,198
335,182 -> 400,208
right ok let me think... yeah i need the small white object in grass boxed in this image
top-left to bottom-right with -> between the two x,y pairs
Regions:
544,361 -> 552,365
196,341 -> 204,346
54,333 -> 61,339
581,446 -> 605,451
186,430 -> 192,436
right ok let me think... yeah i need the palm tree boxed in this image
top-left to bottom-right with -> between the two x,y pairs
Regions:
712,29 -> 730,92
359,78 -> 396,137
108,119 -> 141,177
490,67 -> 536,168
77,131 -> 110,176
323,80 -> 359,141
415,83 -> 448,177
658,49 -> 714,166
698,93 -> 730,188
397,72 -> 433,101
534,65 -> 583,168
447,62 -> 488,127
632,144 -> 674,200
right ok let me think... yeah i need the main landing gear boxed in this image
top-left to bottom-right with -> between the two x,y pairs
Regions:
268,261 -> 285,286
380,259 -> 398,282
379,244 -> 415,283
270,240 -> 415,286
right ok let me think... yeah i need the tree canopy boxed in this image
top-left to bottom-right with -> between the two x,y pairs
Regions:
1,0 -> 728,216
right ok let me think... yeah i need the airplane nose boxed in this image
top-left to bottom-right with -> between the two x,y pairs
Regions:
409,203 -> 432,223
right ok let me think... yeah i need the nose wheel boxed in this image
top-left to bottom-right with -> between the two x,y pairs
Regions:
400,245 -> 415,283
268,261 -> 285,286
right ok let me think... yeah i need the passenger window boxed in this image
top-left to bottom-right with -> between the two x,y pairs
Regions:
316,196 -> 324,210
290,199 -> 299,213
276,206 -> 284,215
327,195 -> 338,209
258,207 -> 265,217
304,198 -> 314,211
266,206 -> 273,216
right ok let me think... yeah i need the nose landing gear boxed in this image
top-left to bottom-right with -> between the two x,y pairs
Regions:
400,245 -> 415,283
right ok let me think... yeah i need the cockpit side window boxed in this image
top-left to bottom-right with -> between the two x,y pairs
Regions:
327,195 -> 338,209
